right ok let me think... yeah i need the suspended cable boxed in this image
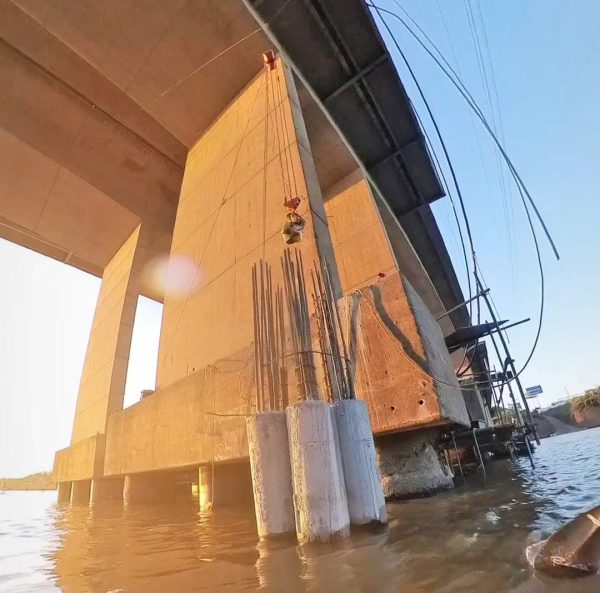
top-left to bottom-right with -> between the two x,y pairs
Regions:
401,0 -> 516,297
274,70 -> 300,201
473,0 -> 508,147
457,340 -> 480,378
412,105 -> 474,373
270,65 -> 292,200
357,289 -> 516,393
367,2 -> 553,382
262,68 -> 270,256
157,0 -> 294,100
468,0 -> 517,297
433,0 -> 495,207
371,7 -> 477,312
267,59 -> 306,243
480,177 -> 545,375
463,0 -> 495,129
373,5 -> 478,375
413,105 -> 472,318
367,3 -> 559,262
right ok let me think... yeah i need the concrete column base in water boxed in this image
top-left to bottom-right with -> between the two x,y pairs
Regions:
198,466 -> 212,512
90,478 -> 125,503
333,399 -> 387,525
246,411 -> 295,538
56,481 -> 72,503
123,473 -> 177,504
376,429 -> 453,499
286,400 -> 350,542
70,480 -> 91,504
197,462 -> 254,509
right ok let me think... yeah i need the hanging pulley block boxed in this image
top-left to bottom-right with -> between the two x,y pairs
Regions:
282,211 -> 306,244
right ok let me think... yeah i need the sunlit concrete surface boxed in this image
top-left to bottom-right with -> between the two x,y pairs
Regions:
0,0 -> 471,498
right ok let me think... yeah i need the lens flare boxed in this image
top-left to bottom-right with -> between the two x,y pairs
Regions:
143,255 -> 200,298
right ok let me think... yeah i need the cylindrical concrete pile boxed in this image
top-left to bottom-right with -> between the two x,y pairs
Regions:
286,399 -> 350,542
246,411 -> 295,538
333,399 -> 386,525
329,403 -> 348,516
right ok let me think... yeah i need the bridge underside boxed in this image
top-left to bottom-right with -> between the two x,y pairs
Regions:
0,1 -> 473,499
0,0 -> 466,321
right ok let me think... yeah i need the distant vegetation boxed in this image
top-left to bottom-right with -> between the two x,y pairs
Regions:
0,472 -> 55,491
571,387 -> 600,413
541,387 -> 600,426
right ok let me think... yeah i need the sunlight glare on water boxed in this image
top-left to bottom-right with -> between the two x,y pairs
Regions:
1,428 -> 599,593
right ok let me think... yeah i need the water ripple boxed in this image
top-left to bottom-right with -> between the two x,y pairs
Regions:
1,428 -> 599,593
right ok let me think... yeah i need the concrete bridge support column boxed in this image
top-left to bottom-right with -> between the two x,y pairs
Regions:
333,399 -> 386,525
287,400 -> 350,542
123,473 -> 177,504
153,55 -> 340,395
322,169 -> 470,499
69,226 -> 144,445
246,411 -> 295,538
198,466 -> 212,512
90,478 -> 125,503
213,462 -> 254,507
70,480 -> 91,504
376,429 -> 453,499
197,462 -> 253,510
53,227 -> 146,493
56,481 -> 72,503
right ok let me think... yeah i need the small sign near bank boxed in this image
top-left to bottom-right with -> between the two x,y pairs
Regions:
526,385 -> 543,398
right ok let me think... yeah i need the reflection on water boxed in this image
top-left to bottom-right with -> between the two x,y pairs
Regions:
1,428 -> 599,593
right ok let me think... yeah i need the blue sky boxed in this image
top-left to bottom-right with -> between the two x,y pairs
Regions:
2,1 -> 599,476
374,0 -> 600,403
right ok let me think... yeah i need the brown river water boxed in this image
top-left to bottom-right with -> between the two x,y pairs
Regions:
1,427 -> 599,593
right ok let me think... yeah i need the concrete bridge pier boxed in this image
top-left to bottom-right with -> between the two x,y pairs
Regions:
123,473 -> 178,505
70,480 -> 91,504
198,466 -> 212,512
56,481 -> 72,503
90,478 -> 125,503
198,462 -> 254,511
213,462 -> 254,507
376,430 -> 453,499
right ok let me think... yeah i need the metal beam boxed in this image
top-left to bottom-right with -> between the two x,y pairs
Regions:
435,289 -> 490,321
304,0 -> 424,207
368,134 -> 424,170
323,53 -> 388,103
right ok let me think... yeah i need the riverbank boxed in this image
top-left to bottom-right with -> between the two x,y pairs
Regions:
534,414 -> 578,439
572,402 -> 600,428
0,472 -> 54,491
540,389 -> 600,434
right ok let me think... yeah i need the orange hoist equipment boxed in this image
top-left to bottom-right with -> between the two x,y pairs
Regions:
282,198 -> 305,244
262,51 -> 307,244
